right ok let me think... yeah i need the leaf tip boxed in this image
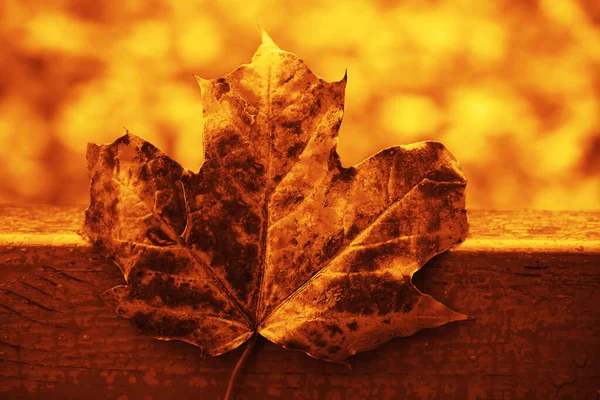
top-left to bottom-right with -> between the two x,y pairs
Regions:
258,25 -> 279,49
453,311 -> 470,323
116,128 -> 143,145
86,142 -> 100,156
194,74 -> 210,91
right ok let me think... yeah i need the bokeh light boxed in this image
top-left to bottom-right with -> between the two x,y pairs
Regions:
0,0 -> 598,209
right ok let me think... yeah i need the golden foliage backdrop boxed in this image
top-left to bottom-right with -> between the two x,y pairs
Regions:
1,0 -> 599,209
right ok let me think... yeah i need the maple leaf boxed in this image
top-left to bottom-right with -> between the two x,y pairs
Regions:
82,32 -> 469,364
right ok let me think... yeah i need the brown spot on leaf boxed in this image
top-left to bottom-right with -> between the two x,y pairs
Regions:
346,223 -> 361,240
281,121 -> 302,135
285,339 -> 310,352
132,311 -> 199,338
214,78 -> 230,100
140,141 -> 159,157
214,132 -> 242,158
327,147 -> 343,171
212,240 -> 258,304
419,181 -> 449,199
426,215 -> 441,233
140,250 -> 190,275
221,199 -> 249,220
308,98 -> 322,116
138,163 -> 150,181
102,147 -> 117,171
320,231 -> 344,262
347,242 -> 400,272
324,323 -> 344,338
128,273 -> 226,312
348,247 -> 379,272
287,142 -> 305,158
242,212 -> 262,235
188,223 -> 215,251
115,134 -> 131,146
332,274 -> 419,316
332,119 -> 342,132
346,321 -> 358,331
282,191 -> 304,206
332,166 -> 357,183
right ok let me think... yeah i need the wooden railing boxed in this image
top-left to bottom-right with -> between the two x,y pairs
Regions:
1,206 -> 599,399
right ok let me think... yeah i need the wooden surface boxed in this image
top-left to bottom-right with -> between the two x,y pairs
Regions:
0,205 -> 599,399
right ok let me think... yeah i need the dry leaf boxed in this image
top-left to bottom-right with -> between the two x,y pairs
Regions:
82,32 -> 468,363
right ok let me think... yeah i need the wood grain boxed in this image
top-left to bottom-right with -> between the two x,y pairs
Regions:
0,206 -> 599,399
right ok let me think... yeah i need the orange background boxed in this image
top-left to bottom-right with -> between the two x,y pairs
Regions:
1,0 -> 599,209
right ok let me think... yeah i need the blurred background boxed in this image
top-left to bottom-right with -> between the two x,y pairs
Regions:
0,0 -> 599,209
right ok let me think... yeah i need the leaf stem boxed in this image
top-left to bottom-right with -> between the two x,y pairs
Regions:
224,333 -> 258,400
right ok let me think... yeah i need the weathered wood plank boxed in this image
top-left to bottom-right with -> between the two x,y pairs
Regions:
0,206 -> 599,399
2,206 -> 599,252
